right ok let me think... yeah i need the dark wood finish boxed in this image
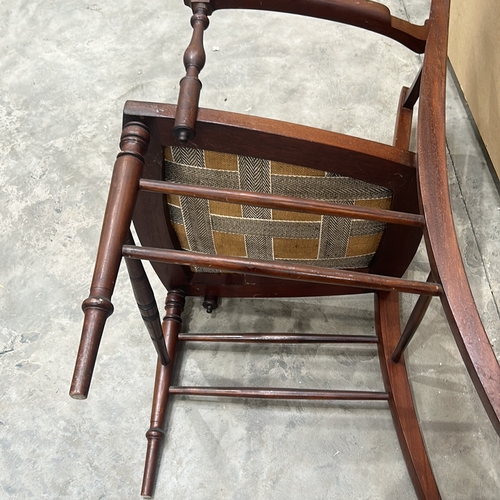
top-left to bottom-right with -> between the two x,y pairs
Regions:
70,122 -> 150,399
416,0 -> 500,433
174,3 -> 210,143
124,232 -> 169,365
376,291 -> 441,499
403,67 -> 423,110
168,386 -> 389,400
141,291 -> 185,499
178,333 -> 379,343
201,294 -> 218,313
126,101 -> 424,282
122,245 -> 442,296
139,178 -> 425,227
127,101 -> 418,183
392,273 -> 434,362
71,1 -> 500,498
185,0 -> 429,53
393,85 -> 414,149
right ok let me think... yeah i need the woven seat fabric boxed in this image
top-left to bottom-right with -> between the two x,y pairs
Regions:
165,146 -> 392,269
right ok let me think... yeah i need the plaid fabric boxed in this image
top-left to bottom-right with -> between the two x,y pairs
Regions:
164,147 -> 392,270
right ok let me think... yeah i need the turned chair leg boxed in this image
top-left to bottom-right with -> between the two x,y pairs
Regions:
70,122 -> 150,399
125,231 -> 169,365
376,291 -> 441,500
141,290 -> 186,498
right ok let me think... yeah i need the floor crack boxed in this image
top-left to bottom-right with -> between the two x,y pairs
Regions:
400,0 -> 411,22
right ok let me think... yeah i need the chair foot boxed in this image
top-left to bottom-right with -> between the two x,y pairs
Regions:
141,290 -> 185,498
141,428 -> 165,498
70,296 -> 114,398
376,291 -> 441,500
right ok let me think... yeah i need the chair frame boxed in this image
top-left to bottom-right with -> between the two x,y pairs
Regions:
70,1 -> 500,498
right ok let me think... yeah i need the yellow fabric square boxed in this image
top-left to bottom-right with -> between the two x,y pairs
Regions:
273,238 -> 319,259
354,197 -> 392,209
213,231 -> 247,256
167,194 -> 181,207
271,161 -> 325,177
164,147 -> 173,162
209,200 -> 243,217
272,209 -> 321,222
346,233 -> 383,257
205,150 -> 239,171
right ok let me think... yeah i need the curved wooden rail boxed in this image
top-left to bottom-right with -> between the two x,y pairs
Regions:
188,0 -> 428,53
417,0 -> 500,434
125,101 -> 417,188
176,0 -> 428,141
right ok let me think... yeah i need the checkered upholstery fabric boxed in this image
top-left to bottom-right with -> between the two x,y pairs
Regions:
164,146 -> 392,270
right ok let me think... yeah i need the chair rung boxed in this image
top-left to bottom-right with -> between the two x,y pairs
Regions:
139,179 -> 425,227
168,386 -> 389,401
122,246 -> 442,296
178,333 -> 378,344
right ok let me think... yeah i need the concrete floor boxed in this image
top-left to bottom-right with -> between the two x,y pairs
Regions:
1,0 -> 499,498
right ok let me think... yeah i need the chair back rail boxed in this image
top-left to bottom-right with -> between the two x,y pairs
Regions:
174,0 -> 428,141
130,101 -> 418,185
187,0 -> 428,52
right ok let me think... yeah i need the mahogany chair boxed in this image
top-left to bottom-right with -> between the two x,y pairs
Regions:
70,1 -> 500,498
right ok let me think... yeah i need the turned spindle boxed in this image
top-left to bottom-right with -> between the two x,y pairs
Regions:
173,2 -> 211,143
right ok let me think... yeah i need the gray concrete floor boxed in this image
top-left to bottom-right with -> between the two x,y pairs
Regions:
1,0 -> 499,498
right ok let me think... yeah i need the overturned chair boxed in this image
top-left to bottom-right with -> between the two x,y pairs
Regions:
70,0 -> 500,498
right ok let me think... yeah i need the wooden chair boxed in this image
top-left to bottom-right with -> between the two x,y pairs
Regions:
70,1 -> 500,498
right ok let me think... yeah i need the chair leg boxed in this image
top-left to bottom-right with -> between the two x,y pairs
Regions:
375,291 -> 441,500
392,272 -> 434,362
141,290 -> 186,498
393,85 -> 414,149
70,122 -> 150,399
125,231 -> 169,366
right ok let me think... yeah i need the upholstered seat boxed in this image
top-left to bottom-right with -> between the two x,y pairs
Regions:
165,146 -> 391,269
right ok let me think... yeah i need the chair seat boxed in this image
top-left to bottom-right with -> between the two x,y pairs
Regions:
165,146 -> 392,269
